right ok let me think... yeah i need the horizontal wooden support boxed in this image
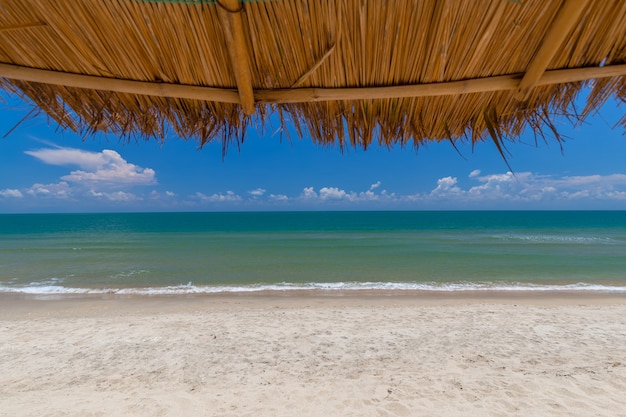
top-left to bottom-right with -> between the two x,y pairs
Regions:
1,62 -> 625,105
257,64 -> 626,103
0,62 -> 241,103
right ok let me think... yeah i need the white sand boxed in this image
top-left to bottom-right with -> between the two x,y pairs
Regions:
1,293 -> 625,417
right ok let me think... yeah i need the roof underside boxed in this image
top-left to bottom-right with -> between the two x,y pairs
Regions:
0,0 -> 625,150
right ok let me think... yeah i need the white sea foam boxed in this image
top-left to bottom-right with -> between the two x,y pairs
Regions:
2,281 -> 626,295
27,277 -> 65,287
110,269 -> 149,279
492,234 -> 615,244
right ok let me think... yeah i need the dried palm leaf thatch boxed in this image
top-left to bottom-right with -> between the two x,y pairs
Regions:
0,0 -> 625,151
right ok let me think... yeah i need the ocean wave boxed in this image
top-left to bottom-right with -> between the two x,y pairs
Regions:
491,234 -> 615,244
2,281 -> 626,295
109,269 -> 149,280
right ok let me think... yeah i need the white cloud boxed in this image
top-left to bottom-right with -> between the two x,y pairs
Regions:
554,174 -> 626,188
248,188 -> 266,197
194,191 -> 242,203
16,147 -> 158,206
606,191 -> 626,200
319,187 -> 347,200
149,190 -> 176,200
26,147 -> 156,186
26,182 -> 71,199
25,147 -> 108,170
90,190 -> 139,202
269,194 -> 289,201
431,176 -> 462,196
300,184 -> 392,203
421,171 -> 626,204
465,172 -> 518,199
302,187 -> 318,199
0,189 -> 23,198
106,191 -> 138,202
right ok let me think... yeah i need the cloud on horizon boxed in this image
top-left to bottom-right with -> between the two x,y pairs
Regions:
194,191 -> 243,203
269,194 -> 289,202
26,147 -> 156,187
407,171 -> 626,204
0,189 -> 23,198
301,182 -> 394,203
4,147 -> 158,205
26,182 -> 71,199
248,188 -> 266,197
4,157 -> 626,209
89,190 -> 140,202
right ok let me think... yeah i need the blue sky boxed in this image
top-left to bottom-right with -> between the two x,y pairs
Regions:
0,90 -> 625,212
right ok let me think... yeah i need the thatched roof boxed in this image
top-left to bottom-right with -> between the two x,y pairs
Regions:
1,0 -> 625,150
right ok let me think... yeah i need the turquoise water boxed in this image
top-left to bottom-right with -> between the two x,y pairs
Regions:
1,211 -> 626,294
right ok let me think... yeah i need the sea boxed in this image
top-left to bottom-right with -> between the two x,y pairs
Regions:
1,211 -> 626,295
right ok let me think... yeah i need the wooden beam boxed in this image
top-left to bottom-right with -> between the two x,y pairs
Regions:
516,0 -> 592,100
217,0 -> 255,115
0,62 -> 240,103
256,64 -> 626,103
537,64 -> 626,86
1,62 -> 625,104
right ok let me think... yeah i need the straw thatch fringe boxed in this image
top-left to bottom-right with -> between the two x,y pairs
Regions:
1,73 -> 621,151
0,0 -> 625,151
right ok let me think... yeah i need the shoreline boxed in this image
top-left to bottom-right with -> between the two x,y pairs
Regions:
2,291 -> 625,416
2,290 -> 626,318
2,290 -> 626,321
3,280 -> 626,299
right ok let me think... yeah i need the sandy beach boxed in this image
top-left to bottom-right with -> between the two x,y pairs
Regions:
1,292 -> 625,417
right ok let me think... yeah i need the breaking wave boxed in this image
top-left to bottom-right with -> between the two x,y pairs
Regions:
2,281 -> 626,295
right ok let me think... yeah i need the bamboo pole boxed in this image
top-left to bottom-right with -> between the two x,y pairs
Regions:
516,0 -> 592,100
217,0 -> 256,115
0,63 -> 240,103
259,64 -> 626,103
1,62 -> 625,104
